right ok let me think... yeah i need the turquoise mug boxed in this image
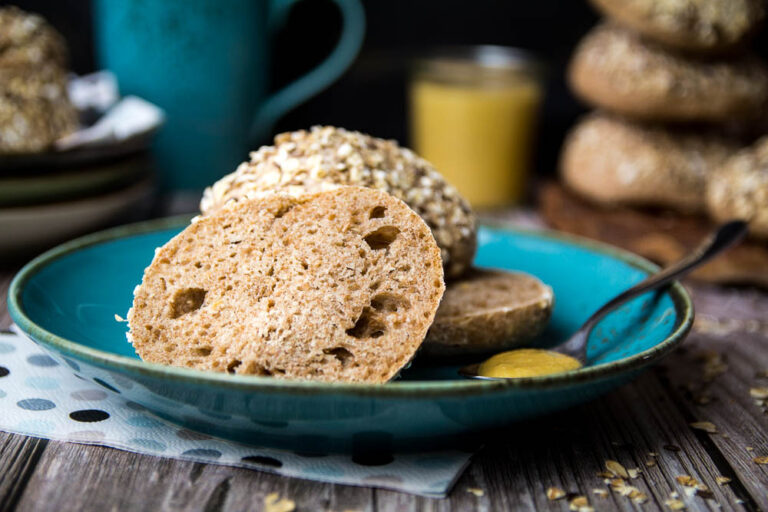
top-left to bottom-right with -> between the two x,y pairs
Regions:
93,0 -> 365,190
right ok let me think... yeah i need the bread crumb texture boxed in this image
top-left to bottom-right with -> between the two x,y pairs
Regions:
128,187 -> 445,383
200,126 -> 476,279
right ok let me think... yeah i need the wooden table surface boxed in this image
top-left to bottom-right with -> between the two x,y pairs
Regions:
1,213 -> 768,512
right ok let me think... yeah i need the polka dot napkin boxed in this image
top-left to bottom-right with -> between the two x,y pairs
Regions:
0,331 -> 474,497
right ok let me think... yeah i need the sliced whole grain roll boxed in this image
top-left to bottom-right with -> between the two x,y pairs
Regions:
128,186 -> 445,383
560,113 -> 737,213
588,0 -> 764,53
200,126 -> 477,279
568,23 -> 768,122
420,269 -> 553,358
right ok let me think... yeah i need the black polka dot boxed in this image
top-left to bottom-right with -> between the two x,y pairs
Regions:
0,366 -> 8,378
241,455 -> 282,468
27,354 -> 59,367
181,448 -> 221,459
352,452 -> 394,466
69,409 -> 110,422
93,378 -> 120,393
17,398 -> 55,410
63,358 -> 80,371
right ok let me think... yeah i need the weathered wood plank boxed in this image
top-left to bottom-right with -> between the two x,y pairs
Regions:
13,440 -> 379,512
0,434 -> 47,512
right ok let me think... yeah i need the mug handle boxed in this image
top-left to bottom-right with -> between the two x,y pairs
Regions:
249,0 -> 365,143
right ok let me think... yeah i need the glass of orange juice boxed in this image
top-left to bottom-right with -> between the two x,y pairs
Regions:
409,47 -> 544,208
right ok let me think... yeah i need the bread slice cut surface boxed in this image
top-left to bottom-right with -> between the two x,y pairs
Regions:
128,186 -> 445,383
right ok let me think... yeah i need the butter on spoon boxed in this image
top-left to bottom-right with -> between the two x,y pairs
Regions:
461,220 -> 748,380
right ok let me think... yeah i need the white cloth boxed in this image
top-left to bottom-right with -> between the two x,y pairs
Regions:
0,331 -> 473,497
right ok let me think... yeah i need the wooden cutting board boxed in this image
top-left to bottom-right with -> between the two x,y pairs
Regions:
539,182 -> 768,287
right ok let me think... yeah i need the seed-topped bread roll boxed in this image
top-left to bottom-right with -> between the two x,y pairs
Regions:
588,0 -> 765,53
421,269 -> 553,358
0,6 -> 68,68
201,126 -> 476,279
129,186 -> 445,383
0,65 -> 76,153
0,7 -> 76,154
561,113 -> 737,212
707,137 -> 768,238
568,23 -> 768,122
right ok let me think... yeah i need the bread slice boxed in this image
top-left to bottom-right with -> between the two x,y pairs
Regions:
128,186 -> 445,383
420,269 -> 553,358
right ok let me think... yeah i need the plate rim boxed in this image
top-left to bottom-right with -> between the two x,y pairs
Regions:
8,216 -> 694,397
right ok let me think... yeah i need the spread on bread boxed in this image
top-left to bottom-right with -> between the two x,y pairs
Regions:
477,349 -> 582,379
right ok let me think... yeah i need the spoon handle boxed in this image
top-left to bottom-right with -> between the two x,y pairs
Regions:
561,220 -> 748,360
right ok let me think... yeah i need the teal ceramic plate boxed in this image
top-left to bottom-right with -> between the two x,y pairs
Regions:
9,218 -> 693,452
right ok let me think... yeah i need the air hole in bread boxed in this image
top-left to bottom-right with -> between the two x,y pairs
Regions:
371,293 -> 408,313
193,347 -> 212,357
364,226 -> 400,250
323,346 -> 354,366
274,204 -> 294,218
194,262 -> 202,269
369,206 -> 386,219
227,360 -> 242,373
169,288 -> 206,318
346,307 -> 387,339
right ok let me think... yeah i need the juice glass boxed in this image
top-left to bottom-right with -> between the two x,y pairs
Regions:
409,47 -> 543,208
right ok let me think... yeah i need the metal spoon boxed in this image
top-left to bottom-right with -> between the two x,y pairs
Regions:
460,220 -> 749,379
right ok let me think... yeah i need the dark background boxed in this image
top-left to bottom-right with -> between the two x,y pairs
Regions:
5,0 -> 768,178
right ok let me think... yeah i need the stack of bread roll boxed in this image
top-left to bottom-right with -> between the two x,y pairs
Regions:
547,0 -> 768,286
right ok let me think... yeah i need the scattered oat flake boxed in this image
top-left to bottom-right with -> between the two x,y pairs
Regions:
264,493 -> 295,512
546,487 -> 565,501
665,498 -> 686,510
629,489 -> 649,504
569,496 -> 593,512
592,489 -> 609,498
754,456 -> 768,464
596,471 -> 614,479
676,475 -> 699,487
750,387 -> 768,400
606,459 -> 629,478
114,313 -> 126,322
664,444 -> 681,452
646,459 -> 657,467
628,468 -> 641,479
649,452 -> 658,457
467,487 -> 484,497
747,446 -> 755,451
690,421 -> 717,433
716,476 -> 731,485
